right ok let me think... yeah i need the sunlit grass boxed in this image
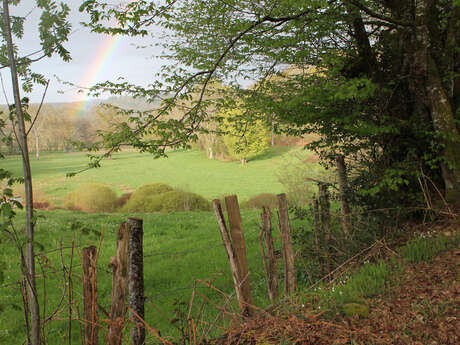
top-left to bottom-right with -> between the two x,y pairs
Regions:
2,147 -> 314,207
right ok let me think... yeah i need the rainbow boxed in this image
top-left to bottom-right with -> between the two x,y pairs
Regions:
75,33 -> 122,116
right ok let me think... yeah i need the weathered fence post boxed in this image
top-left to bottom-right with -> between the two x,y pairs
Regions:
277,193 -> 297,295
82,245 -> 98,345
313,199 -> 324,275
318,183 -> 332,277
128,217 -> 145,345
336,155 -> 352,237
259,206 -> 278,301
313,199 -> 321,256
224,195 -> 253,316
212,199 -> 248,315
107,222 -> 130,345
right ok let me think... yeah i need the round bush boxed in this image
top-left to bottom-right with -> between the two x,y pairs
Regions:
158,190 -> 211,212
65,184 -> 117,212
122,186 -> 210,213
241,193 -> 278,210
122,183 -> 174,212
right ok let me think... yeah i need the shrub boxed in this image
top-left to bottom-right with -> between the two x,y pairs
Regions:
122,183 -> 174,212
122,183 -> 210,213
241,193 -> 278,210
159,190 -> 211,212
65,184 -> 117,212
276,151 -> 333,206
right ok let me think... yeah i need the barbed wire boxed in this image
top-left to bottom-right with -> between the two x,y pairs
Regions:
0,226 -> 264,291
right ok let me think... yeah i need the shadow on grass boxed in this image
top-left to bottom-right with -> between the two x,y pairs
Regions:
249,145 -> 292,162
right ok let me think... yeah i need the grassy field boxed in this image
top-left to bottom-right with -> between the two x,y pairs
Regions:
0,209 -> 280,344
1,146 -> 315,207
0,146 -> 319,344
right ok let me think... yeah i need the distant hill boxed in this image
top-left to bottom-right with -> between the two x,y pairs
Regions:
2,95 -> 162,118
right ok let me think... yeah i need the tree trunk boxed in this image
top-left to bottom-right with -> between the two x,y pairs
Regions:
2,2 -> 39,344
426,55 -> 460,202
34,130 -> 39,161
318,183 -> 331,277
271,119 -> 275,146
313,199 -> 321,270
415,0 -> 460,202
336,155 -> 352,237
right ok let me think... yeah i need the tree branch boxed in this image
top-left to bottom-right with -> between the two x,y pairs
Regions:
26,80 -> 50,137
345,0 -> 415,27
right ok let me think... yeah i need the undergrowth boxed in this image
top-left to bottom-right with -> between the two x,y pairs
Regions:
303,231 -> 459,318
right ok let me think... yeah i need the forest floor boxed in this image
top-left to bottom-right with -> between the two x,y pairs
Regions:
214,226 -> 459,345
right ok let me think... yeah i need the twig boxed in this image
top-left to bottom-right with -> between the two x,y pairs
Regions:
26,79 -> 50,137
68,237 -> 74,345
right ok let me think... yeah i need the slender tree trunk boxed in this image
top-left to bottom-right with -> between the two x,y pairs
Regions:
34,130 -> 39,161
336,155 -> 351,237
2,2 -> 39,344
318,184 -> 331,276
271,119 -> 275,146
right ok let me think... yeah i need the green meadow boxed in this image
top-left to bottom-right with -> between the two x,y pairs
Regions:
0,146 -> 315,344
1,146 -> 313,206
0,209 -> 273,344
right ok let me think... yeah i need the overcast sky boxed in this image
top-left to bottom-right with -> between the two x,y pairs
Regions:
1,0 -> 163,104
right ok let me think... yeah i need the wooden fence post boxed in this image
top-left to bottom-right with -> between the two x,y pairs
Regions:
259,206 -> 278,301
82,246 -> 98,345
277,193 -> 297,295
212,199 -> 248,315
128,218 -> 145,345
107,222 -> 130,345
224,195 -> 253,316
313,199 -> 324,275
318,183 -> 332,277
336,155 -> 352,237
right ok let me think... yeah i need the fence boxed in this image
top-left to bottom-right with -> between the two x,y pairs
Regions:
0,186 -> 346,345
74,193 -> 298,344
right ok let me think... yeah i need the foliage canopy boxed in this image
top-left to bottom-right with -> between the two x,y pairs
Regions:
80,0 -> 460,206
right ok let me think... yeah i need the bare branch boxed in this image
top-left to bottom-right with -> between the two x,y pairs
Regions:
26,80 -> 50,137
